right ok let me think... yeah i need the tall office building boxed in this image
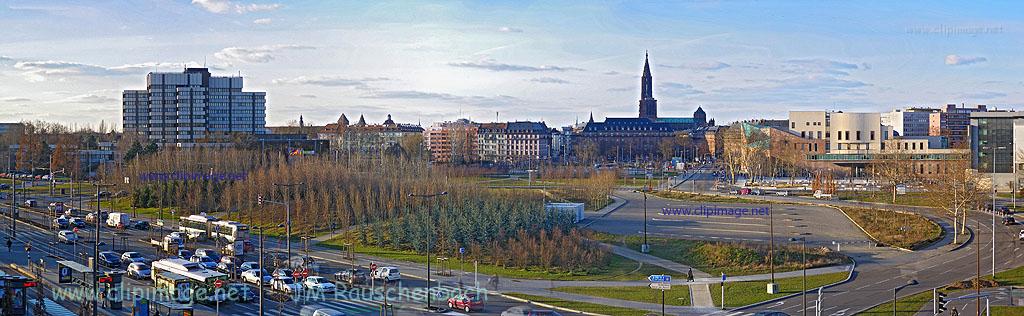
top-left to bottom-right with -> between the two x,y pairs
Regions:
123,68 -> 267,146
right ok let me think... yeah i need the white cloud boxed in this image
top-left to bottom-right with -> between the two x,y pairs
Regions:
962,91 -> 1006,99
191,0 -> 281,14
528,77 -> 571,84
9,60 -> 211,81
448,59 -> 584,72
298,94 -> 317,98
57,94 -> 118,104
1,97 -> 30,102
659,61 -> 731,71
945,54 -> 987,66
214,45 -> 315,64
361,90 -> 522,107
498,26 -> 523,33
253,18 -> 273,25
272,76 -> 388,87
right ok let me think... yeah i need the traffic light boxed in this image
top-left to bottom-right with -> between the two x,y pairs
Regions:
935,290 -> 947,314
257,194 -> 263,206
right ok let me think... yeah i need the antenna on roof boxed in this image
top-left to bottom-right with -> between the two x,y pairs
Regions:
204,56 -> 207,68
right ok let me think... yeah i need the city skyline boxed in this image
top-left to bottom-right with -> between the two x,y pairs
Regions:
1,1 -> 1021,129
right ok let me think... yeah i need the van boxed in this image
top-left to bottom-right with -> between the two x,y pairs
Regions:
372,267 -> 401,282
106,212 -> 131,228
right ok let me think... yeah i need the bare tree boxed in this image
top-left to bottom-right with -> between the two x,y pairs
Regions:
869,145 -> 916,204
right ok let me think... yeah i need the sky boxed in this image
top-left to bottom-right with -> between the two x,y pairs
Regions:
0,0 -> 1021,129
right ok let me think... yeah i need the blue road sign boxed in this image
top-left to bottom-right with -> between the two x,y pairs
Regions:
459,247 -> 465,254
648,274 -> 671,283
721,273 -> 727,282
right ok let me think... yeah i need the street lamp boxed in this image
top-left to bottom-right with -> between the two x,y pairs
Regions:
91,181 -> 114,316
253,226 -> 269,316
408,191 -> 449,311
642,190 -> 649,253
272,182 -> 304,264
892,279 -> 918,316
985,145 -> 1006,278
790,237 -> 807,316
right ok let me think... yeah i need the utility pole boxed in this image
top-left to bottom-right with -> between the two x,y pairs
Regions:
271,182 -> 303,264
92,181 -> 113,316
409,191 -> 449,311
257,226 -> 265,316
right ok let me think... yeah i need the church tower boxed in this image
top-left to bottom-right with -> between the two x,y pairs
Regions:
638,52 -> 658,119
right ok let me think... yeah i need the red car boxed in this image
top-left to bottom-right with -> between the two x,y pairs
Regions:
447,293 -> 484,312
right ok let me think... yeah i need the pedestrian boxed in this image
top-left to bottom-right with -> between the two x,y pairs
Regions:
5,237 -> 11,252
687,268 -> 694,282
25,242 -> 30,253
951,307 -> 958,316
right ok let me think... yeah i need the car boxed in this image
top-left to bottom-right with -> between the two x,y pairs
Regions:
302,276 -> 336,293
57,230 -> 79,244
85,212 -> 109,223
70,217 -> 86,228
334,269 -> 367,284
217,261 -> 239,275
447,293 -> 484,313
130,220 -> 150,230
195,249 -> 222,263
121,252 -> 146,265
127,262 -> 151,280
96,191 -> 112,198
24,200 -> 37,207
371,267 -> 401,282
1003,216 -> 1016,226
226,283 -> 256,303
190,255 -> 218,269
273,268 -> 295,279
0,184 -> 8,190
177,249 -> 193,260
241,269 -> 272,285
239,261 -> 261,272
98,251 -> 121,268
53,217 -> 71,229
271,276 -> 302,294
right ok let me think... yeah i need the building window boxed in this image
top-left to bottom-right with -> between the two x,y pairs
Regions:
792,122 -> 796,128
856,131 -> 861,140
870,131 -> 875,140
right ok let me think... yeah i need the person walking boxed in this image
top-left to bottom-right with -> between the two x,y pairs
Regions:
5,237 -> 11,252
687,268 -> 694,282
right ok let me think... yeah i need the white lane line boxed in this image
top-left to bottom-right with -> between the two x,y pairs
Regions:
650,225 -> 771,235
651,218 -> 768,227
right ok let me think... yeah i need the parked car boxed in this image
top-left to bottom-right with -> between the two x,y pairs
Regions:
239,261 -> 261,272
121,252 -> 146,265
98,251 -> 121,268
189,255 -> 218,270
216,261 -> 239,275
1004,216 -> 1016,226
334,268 -> 367,284
273,268 -> 295,279
177,249 -> 193,260
447,293 -> 485,313
371,267 -> 401,282
130,220 -> 150,230
57,230 -> 79,244
302,276 -> 336,293
241,269 -> 272,285
271,276 -> 302,294
226,283 -> 256,302
126,262 -> 151,280
53,217 -> 70,229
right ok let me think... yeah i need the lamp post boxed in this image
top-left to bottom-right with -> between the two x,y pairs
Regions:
91,181 -> 114,316
767,203 -> 777,294
409,191 -> 449,311
254,226 -> 267,316
790,237 -> 807,316
893,279 -> 918,316
271,182 -> 303,264
642,191 -> 649,253
987,145 -> 1006,278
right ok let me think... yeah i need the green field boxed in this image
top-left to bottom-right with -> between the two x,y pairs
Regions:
652,190 -> 781,205
321,237 -> 665,281
992,306 -> 1024,316
840,207 -> 942,250
838,191 -> 944,208
89,197 -> 180,220
552,284 -> 691,306
709,272 -> 850,308
858,289 -> 933,315
502,292 -> 654,316
592,232 -> 849,277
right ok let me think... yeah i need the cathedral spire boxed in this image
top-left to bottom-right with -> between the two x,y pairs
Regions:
639,52 -> 658,119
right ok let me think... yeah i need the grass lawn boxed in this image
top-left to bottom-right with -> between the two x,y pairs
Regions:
89,197 -> 180,220
858,289 -> 933,315
321,237 -> 664,281
652,190 -> 780,205
988,264 -> 1024,286
840,207 -> 942,250
838,191 -> 943,208
552,284 -> 691,306
709,272 -> 849,308
592,232 -> 849,277
992,306 -> 1024,316
503,292 -> 654,316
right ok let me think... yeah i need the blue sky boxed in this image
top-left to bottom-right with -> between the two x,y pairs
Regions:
0,1 -> 1020,128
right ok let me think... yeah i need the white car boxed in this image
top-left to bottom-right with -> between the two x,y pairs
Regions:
57,230 -> 79,244
127,262 -> 151,280
271,276 -> 302,294
241,269 -> 271,285
372,267 -> 401,282
189,255 -> 218,270
121,252 -> 146,265
302,276 -> 336,293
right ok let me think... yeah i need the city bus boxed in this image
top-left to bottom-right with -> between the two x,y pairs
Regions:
153,271 -> 191,303
211,220 -> 250,243
178,214 -> 250,244
178,214 -> 218,240
151,259 -> 229,304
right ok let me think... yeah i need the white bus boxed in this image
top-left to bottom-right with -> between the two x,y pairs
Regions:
211,220 -> 250,243
151,259 -> 229,304
179,214 -> 218,240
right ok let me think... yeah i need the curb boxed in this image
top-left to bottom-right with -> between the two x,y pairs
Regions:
729,257 -> 858,312
948,225 -> 974,252
499,292 -> 609,316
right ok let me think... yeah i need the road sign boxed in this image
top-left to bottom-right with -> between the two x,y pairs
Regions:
58,266 -> 72,284
650,282 -> 671,290
459,247 -> 465,254
214,279 -> 225,288
648,274 -> 671,283
722,273 -> 727,282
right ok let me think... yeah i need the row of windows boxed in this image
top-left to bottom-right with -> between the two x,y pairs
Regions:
836,130 -> 875,141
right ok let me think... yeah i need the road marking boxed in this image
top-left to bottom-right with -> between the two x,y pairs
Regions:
651,218 -> 767,227
650,225 -> 770,235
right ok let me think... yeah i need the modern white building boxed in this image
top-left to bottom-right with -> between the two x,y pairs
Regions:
123,68 -> 267,146
881,108 -> 938,137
